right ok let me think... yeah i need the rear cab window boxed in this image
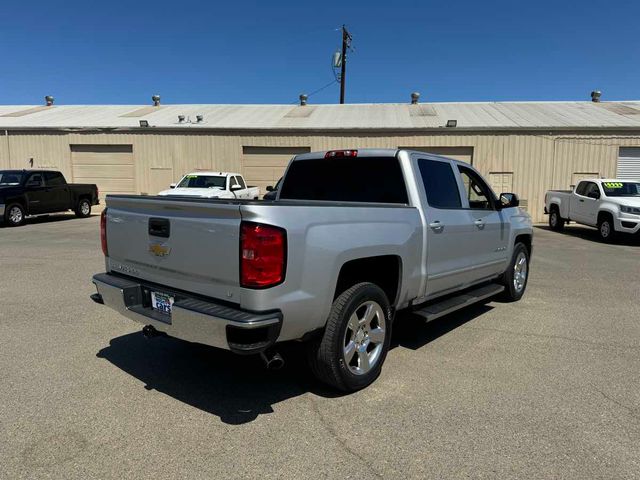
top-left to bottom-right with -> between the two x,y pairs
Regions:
417,159 -> 462,209
279,155 -> 408,204
44,172 -> 66,186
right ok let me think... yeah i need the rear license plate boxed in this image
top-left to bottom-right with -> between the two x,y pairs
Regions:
151,291 -> 174,315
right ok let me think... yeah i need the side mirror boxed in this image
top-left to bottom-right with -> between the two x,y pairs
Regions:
499,192 -> 520,208
230,184 -> 242,191
266,185 -> 274,192
169,183 -> 177,189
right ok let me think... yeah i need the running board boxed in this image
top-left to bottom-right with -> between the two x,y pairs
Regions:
413,283 -> 504,322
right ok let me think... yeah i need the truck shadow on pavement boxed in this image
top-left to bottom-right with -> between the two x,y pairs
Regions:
96,303 -> 493,425
535,225 -> 640,246
0,213 -> 93,228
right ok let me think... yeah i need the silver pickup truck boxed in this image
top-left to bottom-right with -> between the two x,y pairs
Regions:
92,149 -> 533,391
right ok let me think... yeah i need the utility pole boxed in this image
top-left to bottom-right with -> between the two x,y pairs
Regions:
339,25 -> 351,104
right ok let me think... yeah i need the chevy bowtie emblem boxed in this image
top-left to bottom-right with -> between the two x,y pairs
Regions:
149,243 -> 171,257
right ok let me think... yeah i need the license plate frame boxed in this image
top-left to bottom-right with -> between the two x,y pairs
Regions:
150,291 -> 175,315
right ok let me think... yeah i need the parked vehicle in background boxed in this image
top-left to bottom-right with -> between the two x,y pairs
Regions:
158,172 -> 259,199
545,179 -> 640,241
263,177 -> 282,200
0,170 -> 99,227
92,149 -> 533,392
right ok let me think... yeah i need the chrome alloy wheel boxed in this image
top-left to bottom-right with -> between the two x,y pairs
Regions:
80,201 -> 90,216
513,251 -> 528,293
9,206 -> 23,224
342,301 -> 386,375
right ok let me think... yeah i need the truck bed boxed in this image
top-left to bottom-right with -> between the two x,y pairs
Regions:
102,194 -> 421,338
108,194 -> 411,209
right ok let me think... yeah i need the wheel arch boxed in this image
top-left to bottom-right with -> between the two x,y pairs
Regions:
514,233 -> 532,255
334,255 -> 403,307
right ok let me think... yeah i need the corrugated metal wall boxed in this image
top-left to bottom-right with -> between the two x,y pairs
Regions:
1,129 -> 638,222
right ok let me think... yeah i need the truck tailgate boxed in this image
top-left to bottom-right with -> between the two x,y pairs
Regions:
104,196 -> 242,301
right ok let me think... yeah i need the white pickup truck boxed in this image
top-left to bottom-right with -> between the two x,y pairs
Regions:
545,179 -> 640,241
158,172 -> 259,199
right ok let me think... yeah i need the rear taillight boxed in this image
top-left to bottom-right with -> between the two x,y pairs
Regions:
240,222 -> 286,288
100,209 -> 108,256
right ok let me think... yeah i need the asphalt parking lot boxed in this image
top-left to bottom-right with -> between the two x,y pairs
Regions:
1,214 -> 639,479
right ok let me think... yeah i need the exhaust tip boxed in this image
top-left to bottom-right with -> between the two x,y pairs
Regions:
260,351 -> 285,370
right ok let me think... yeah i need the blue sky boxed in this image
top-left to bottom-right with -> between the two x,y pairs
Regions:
1,0 -> 638,105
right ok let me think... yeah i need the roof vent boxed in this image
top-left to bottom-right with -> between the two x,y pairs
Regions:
591,90 -> 601,102
410,92 -> 420,104
178,115 -> 185,123
196,115 -> 203,123
152,94 -> 161,106
299,94 -> 308,106
45,95 -> 54,106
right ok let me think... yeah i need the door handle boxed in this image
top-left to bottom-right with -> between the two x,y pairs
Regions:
429,221 -> 444,231
579,199 -> 584,203
474,219 -> 485,229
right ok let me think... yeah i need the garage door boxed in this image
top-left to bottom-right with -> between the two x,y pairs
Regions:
71,145 -> 134,201
399,146 -> 474,164
617,147 -> 640,180
242,146 -> 311,196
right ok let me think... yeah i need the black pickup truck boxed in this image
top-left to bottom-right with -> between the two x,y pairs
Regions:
0,170 -> 99,226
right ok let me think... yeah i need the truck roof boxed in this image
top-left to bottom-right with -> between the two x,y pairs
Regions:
292,148 -> 472,166
579,178 -> 639,183
181,171 -> 241,177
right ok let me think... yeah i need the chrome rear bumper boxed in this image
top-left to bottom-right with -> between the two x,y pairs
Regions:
92,273 -> 282,354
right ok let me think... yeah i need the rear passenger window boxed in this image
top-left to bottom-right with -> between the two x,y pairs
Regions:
44,172 -> 65,186
418,159 -> 462,209
279,156 -> 408,204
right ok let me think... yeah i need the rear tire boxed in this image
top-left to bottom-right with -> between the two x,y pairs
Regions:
307,282 -> 392,392
548,208 -> 565,231
500,242 -> 530,302
598,215 -> 616,243
4,203 -> 25,227
75,198 -> 91,218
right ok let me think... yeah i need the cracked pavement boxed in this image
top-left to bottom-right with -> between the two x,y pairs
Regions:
1,215 -> 639,479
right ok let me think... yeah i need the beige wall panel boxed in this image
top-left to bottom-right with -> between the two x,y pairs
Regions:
4,130 -> 640,223
243,157 -> 292,168
71,143 -> 134,201
72,164 -> 134,179
241,146 -> 310,196
75,178 -> 134,193
149,168 -> 175,194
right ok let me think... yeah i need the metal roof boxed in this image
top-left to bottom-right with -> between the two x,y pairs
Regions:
1,101 -> 640,131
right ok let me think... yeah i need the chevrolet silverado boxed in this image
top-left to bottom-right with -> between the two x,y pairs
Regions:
92,149 -> 533,391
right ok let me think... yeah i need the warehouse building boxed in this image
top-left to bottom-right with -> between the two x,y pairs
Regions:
1,92 -> 640,222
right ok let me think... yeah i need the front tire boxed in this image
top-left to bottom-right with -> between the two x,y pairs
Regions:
598,216 -> 616,243
500,242 -> 530,302
4,203 -> 25,227
75,199 -> 92,218
307,282 -> 392,392
548,209 -> 565,231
